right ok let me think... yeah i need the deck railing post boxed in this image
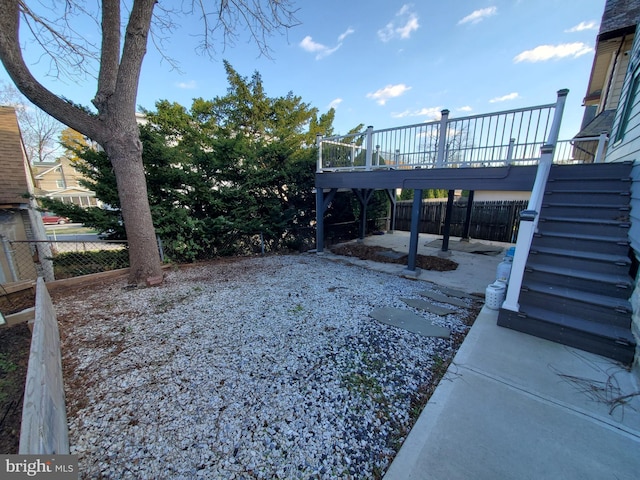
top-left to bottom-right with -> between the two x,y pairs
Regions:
316,134 -> 323,172
365,125 -> 374,170
546,89 -> 569,147
502,142 -> 555,312
506,138 -> 515,164
436,110 -> 450,167
395,149 -> 400,168
502,210 -> 537,311
594,132 -> 608,163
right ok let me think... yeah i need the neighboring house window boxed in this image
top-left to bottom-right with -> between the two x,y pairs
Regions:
615,64 -> 640,143
56,179 -> 66,188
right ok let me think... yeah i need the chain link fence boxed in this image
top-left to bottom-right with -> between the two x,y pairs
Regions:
2,239 -> 129,282
1,217 -> 383,286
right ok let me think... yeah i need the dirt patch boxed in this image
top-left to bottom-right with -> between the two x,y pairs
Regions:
0,287 -> 35,316
330,244 -> 458,271
0,323 -> 31,454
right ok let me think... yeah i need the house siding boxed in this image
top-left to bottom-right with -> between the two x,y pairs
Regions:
605,36 -> 635,112
606,28 -> 640,374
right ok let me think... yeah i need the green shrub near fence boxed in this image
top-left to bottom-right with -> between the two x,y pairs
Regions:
50,249 -> 130,279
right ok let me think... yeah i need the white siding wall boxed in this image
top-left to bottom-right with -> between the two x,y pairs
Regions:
605,36 -> 635,112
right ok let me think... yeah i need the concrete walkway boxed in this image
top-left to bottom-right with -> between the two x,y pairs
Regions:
323,232 -> 640,479
384,306 -> 640,480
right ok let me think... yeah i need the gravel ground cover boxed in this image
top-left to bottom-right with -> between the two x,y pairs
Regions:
55,254 -> 478,479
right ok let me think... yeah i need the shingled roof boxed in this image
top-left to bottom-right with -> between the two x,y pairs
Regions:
0,106 -> 32,206
599,0 -> 640,41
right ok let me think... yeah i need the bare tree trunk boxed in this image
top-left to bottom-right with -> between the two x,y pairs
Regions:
104,131 -> 162,285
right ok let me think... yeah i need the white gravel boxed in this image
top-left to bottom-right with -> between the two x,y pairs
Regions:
56,254 -> 476,479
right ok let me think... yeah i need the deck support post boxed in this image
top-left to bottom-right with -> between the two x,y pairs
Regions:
461,190 -> 475,241
385,189 -> 397,233
407,189 -> 422,271
315,188 -> 337,253
442,189 -> 455,252
353,189 -> 375,240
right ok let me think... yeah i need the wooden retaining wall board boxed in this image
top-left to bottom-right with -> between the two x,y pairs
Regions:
19,277 -> 69,454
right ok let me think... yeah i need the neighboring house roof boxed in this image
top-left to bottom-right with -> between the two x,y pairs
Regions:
32,162 -> 62,178
599,0 -> 640,41
0,106 -> 32,206
574,109 -> 617,138
44,186 -> 95,196
584,1 -> 640,107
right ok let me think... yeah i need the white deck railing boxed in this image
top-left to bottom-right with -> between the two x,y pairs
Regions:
317,91 -> 607,171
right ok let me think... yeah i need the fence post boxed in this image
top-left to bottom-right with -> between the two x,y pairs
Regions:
594,132 -> 608,163
436,109 -> 450,168
316,134 -> 323,172
157,235 -> 165,262
1,236 -> 19,282
365,126 -> 374,170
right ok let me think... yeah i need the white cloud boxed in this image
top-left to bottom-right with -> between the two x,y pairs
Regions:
300,36 -> 339,59
458,7 -> 497,25
397,15 -> 420,39
457,106 -> 473,112
378,5 -> 420,42
299,27 -> 355,60
513,42 -> 593,63
565,21 -> 598,33
176,80 -> 197,89
489,92 -> 519,103
392,106 -> 442,120
367,84 -> 412,105
338,27 -> 355,42
328,98 -> 343,109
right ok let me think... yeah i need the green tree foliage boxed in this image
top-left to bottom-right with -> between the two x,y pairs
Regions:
396,189 -> 449,201
42,62 -> 338,261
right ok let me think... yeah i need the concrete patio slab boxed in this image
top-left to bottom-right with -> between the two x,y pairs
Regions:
370,307 -> 450,339
425,238 -> 504,255
400,297 -> 456,316
418,290 -> 470,308
435,286 -> 478,300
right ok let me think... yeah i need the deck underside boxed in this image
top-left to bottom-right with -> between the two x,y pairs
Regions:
315,165 -> 538,191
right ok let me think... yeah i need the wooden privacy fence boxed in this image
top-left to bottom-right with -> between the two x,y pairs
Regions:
394,200 -> 528,243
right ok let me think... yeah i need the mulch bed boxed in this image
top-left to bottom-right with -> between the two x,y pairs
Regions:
0,322 -> 31,454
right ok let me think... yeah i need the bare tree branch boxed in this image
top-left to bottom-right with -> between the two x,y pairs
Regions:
0,0 -> 103,140
17,0 -> 99,81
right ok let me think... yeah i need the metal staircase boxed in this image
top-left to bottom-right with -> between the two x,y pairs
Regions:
498,162 -> 636,364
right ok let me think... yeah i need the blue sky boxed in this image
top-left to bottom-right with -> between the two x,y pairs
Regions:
1,1 -> 607,140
